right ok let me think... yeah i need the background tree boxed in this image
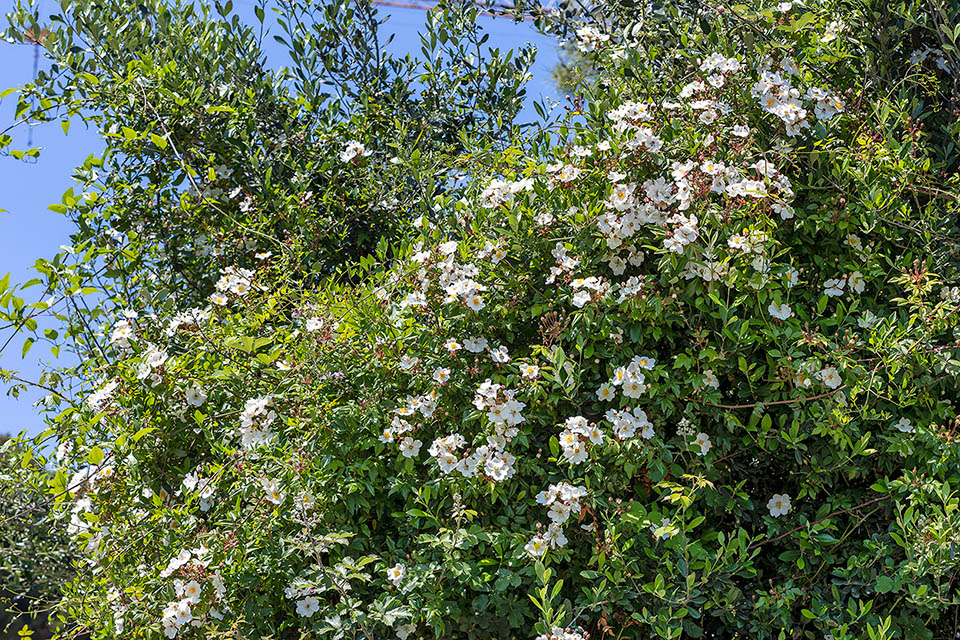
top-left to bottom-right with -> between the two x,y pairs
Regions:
0,434 -> 73,640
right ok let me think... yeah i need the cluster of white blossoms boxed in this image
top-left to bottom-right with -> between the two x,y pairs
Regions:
438,242 -> 488,310
605,407 -> 654,441
625,126 -> 665,155
161,598 -> 194,638
526,482 -> 588,556
164,307 -> 212,336
380,415 -> 424,459
726,227 -> 772,254
595,179 -> 669,252
557,416 -> 602,465
729,160 -> 794,201
210,265 -> 255,305
823,271 -> 866,297
182,468 -> 217,512
339,140 -> 371,163
86,379 -> 120,410
413,379 -> 527,482
586,57 -> 818,267
575,24 -> 609,53
941,285 -> 960,303
599,354 -> 655,401
157,549 -> 225,636
546,162 -> 583,187
427,432 -> 466,472
285,584 -> 320,618
479,176 -> 534,208
615,273 -> 647,302
909,46 -> 953,72
683,253 -> 728,282
394,390 -> 439,420
606,102 -> 664,157
109,311 -> 138,349
699,52 -> 744,75
473,379 -> 526,431
570,275 -> 609,308
403,240 -> 490,312
428,429 -> 518,482
663,212 -> 700,254
751,58 -> 844,136
136,344 -> 169,386
603,242 -> 644,277
805,86 -> 846,120
556,407 -> 651,462
381,415 -> 411,442
238,395 -> 276,449
546,241 -> 580,285
537,627 -> 587,640
380,416 -> 422,458
607,99 -> 653,127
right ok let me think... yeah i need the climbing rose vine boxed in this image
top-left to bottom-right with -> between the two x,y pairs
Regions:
4,0 -> 960,639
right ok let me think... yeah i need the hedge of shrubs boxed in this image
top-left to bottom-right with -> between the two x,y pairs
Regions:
2,0 -> 960,638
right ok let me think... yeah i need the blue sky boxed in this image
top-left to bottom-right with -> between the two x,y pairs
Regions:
0,1 -> 560,438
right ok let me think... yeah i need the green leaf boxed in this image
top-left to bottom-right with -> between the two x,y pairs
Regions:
817,295 -> 828,313
875,576 -> 899,593
131,427 -> 155,442
548,435 -> 559,458
87,446 -> 105,465
682,619 -> 703,637
791,11 -> 816,31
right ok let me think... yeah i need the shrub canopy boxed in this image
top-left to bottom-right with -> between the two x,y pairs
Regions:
2,1 -> 960,639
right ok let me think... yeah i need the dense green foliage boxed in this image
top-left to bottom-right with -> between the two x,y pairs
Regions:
0,435 -> 71,639
2,1 -> 960,639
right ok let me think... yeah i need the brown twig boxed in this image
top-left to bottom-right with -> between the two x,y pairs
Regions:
698,385 -> 847,410
749,494 -> 891,550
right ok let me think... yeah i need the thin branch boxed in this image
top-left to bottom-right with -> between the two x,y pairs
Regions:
749,494 -> 891,550
697,385 -> 847,410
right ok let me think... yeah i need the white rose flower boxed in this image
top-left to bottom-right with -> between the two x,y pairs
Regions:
767,493 -> 792,517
